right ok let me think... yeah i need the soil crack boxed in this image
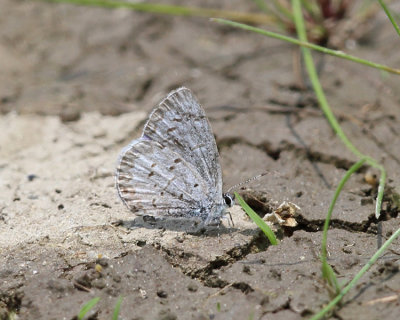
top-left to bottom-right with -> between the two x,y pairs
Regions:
157,231 -> 270,292
217,136 -> 369,171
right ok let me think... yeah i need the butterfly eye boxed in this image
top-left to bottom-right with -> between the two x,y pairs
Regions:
223,193 -> 235,207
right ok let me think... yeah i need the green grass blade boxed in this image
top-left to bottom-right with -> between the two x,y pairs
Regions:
310,227 -> 400,320
112,296 -> 123,320
78,297 -> 100,320
320,158 -> 366,293
212,18 -> 400,76
234,192 -> 278,245
43,0 -> 276,25
288,0 -> 386,216
290,1 -> 364,160
290,0 -> 361,295
321,158 -> 366,258
375,165 -> 386,218
321,262 -> 340,295
378,0 -> 400,37
289,1 -> 395,318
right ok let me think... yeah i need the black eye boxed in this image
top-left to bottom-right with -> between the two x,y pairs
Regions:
223,193 -> 235,207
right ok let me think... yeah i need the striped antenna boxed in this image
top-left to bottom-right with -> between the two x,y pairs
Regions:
226,172 -> 268,194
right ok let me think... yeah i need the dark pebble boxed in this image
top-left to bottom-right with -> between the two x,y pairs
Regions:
187,283 -> 198,292
27,174 -> 38,181
92,278 -> 106,289
157,290 -> 168,298
96,257 -> 109,267
60,108 -> 81,122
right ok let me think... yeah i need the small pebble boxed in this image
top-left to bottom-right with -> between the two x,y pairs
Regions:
157,290 -> 168,298
364,172 -> 378,187
187,283 -> 198,292
242,265 -> 252,275
95,264 -> 103,273
92,278 -> 106,289
361,198 -> 373,206
27,174 -> 38,181
60,107 -> 81,122
96,258 -> 109,267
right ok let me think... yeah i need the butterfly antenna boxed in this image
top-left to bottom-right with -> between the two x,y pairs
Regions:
226,172 -> 268,194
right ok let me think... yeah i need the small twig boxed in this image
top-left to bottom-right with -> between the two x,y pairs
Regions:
364,294 -> 398,306
73,281 -> 92,292
202,283 -> 234,307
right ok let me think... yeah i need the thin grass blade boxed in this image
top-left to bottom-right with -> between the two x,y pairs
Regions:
78,297 -> 100,320
112,296 -> 124,320
234,192 -> 278,245
310,227 -> 400,320
212,18 -> 400,75
375,166 -> 386,218
321,262 -> 340,296
378,0 -> 400,37
320,158 -> 366,292
43,0 -> 276,25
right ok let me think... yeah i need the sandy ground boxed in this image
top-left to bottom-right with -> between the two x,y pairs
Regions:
1,0 -> 400,319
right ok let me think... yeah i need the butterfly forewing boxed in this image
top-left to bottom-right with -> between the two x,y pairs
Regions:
143,88 -> 223,199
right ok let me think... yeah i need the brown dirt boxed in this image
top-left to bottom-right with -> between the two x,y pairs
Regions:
1,0 -> 400,319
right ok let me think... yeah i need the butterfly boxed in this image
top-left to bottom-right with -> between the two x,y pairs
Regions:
115,87 -> 234,226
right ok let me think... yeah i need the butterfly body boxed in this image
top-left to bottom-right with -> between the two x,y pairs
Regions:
116,87 -> 232,226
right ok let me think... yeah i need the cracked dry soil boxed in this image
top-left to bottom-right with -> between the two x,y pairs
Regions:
1,1 -> 400,319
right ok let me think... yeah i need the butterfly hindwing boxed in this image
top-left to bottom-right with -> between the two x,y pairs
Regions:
116,139 -> 215,220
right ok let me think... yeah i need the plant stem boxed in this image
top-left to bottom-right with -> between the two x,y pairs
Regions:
213,19 -> 400,76
310,227 -> 400,320
378,0 -> 400,37
44,0 -> 277,25
321,158 -> 366,260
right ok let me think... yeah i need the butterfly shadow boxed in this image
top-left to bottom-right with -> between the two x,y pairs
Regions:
114,216 -> 239,237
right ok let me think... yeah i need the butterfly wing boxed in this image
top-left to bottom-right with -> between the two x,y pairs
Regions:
142,87 -> 223,200
116,139 -> 217,221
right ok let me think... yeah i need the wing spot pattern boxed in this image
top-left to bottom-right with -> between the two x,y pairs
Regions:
119,187 -> 136,194
173,139 -> 184,148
